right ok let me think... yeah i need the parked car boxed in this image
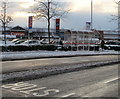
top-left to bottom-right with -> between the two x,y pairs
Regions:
18,40 -> 41,46
15,40 -> 26,45
11,39 -> 20,43
40,39 -> 49,44
104,41 -> 120,51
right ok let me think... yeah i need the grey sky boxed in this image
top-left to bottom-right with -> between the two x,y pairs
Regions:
0,0 -> 118,30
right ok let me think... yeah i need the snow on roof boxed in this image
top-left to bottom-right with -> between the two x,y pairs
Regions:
0,34 -> 16,38
79,30 -> 93,32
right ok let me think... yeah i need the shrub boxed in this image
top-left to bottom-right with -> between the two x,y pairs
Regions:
1,45 -> 57,52
58,46 -> 71,51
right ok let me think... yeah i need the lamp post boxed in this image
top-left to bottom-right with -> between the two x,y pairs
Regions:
91,0 -> 93,30
118,1 -> 120,32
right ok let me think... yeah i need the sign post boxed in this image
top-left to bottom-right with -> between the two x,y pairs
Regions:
56,18 -> 60,33
28,16 -> 33,39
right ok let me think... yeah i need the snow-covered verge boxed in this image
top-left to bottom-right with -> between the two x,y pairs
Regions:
1,59 -> 119,83
1,50 -> 119,61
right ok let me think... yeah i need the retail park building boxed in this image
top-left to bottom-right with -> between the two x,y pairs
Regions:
0,26 -> 119,44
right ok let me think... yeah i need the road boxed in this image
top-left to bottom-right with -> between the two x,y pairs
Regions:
1,55 -> 118,73
2,64 -> 119,98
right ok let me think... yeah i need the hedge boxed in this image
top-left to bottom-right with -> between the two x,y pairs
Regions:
1,45 -> 57,52
1,45 -> 101,52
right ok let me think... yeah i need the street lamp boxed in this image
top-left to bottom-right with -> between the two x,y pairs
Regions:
91,0 -> 93,30
118,1 -> 120,32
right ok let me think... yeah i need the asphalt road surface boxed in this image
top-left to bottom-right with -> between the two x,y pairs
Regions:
2,64 -> 119,98
2,55 -> 118,73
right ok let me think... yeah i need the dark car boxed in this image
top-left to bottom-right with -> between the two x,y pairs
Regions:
104,41 -> 120,51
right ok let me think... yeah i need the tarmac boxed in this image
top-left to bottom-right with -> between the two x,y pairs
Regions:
1,54 -> 119,83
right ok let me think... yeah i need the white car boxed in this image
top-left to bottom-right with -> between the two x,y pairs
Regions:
15,40 -> 26,45
11,39 -> 19,43
18,40 -> 40,46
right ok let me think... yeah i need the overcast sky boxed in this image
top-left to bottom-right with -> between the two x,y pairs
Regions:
0,0 -> 119,30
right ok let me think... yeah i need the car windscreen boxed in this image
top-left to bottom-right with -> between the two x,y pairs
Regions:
15,40 -> 25,44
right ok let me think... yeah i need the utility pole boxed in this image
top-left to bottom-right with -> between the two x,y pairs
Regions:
118,1 -> 120,32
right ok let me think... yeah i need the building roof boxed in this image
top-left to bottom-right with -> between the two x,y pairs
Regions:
10,26 -> 26,31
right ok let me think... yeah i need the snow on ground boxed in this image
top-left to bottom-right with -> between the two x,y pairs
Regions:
1,50 -> 119,60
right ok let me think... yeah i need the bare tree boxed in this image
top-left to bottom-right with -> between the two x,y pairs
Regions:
111,1 -> 119,19
111,1 -> 120,30
0,2 -> 12,45
118,1 -> 120,31
30,0 -> 69,43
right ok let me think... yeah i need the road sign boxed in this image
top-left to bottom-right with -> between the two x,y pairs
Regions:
28,16 -> 33,29
56,18 -> 60,33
